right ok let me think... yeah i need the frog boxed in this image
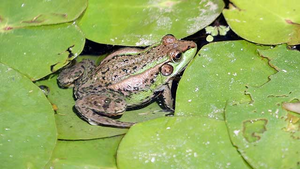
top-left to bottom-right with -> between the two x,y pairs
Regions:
57,34 -> 197,128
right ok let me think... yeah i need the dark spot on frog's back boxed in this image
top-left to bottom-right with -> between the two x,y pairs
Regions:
103,98 -> 112,110
101,68 -> 109,74
93,101 -> 99,106
115,98 -> 123,103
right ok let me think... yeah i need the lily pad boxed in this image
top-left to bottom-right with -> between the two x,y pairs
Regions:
223,0 -> 300,45
225,45 -> 300,168
0,23 -> 85,80
0,63 -> 57,169
117,117 -> 249,168
78,0 -> 224,46
46,136 -> 122,169
175,41 -> 276,120
36,72 -> 168,140
0,0 -> 87,28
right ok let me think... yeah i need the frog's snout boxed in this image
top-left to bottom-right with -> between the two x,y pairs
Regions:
182,41 -> 197,52
187,41 -> 197,49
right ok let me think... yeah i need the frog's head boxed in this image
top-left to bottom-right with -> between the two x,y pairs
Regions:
160,34 -> 197,78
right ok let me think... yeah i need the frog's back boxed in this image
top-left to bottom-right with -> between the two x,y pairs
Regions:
93,45 -> 171,86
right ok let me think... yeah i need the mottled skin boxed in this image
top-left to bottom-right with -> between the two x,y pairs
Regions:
57,35 -> 197,127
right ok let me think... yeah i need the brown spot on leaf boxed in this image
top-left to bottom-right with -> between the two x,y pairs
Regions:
286,19 -> 294,24
282,113 -> 300,140
285,19 -> 300,26
22,14 -> 44,24
52,104 -> 58,111
51,13 -> 68,18
3,26 -> 13,30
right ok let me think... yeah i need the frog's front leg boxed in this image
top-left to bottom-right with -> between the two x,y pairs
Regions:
57,59 -> 95,88
75,89 -> 135,128
160,82 -> 174,111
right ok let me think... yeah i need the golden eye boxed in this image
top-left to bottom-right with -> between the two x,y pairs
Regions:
160,64 -> 174,76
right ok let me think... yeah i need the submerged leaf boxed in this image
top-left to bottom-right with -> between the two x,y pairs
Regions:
46,136 -> 122,169
36,72 -> 167,140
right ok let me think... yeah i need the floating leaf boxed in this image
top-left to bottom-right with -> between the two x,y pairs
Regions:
175,41 -> 276,120
223,0 -> 300,45
78,0 -> 224,46
0,23 -> 85,80
117,117 -> 249,168
0,0 -> 87,28
46,136 -> 122,169
0,63 -> 57,169
225,45 -> 300,168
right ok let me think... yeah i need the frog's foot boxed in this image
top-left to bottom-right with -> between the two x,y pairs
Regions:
75,94 -> 134,128
57,59 -> 95,88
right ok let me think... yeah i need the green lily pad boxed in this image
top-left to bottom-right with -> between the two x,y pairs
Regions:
46,136 -> 122,169
0,23 -> 85,80
175,41 -> 276,120
117,117 -> 249,168
223,0 -> 300,45
0,63 -> 57,169
225,45 -> 300,168
36,73 -> 168,140
0,0 -> 87,28
78,0 -> 224,46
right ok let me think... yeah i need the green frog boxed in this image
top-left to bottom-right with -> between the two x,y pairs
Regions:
57,35 -> 197,128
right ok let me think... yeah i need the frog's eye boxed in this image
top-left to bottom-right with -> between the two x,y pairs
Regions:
174,53 -> 182,60
162,34 -> 176,45
169,49 -> 182,62
160,64 -> 174,76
